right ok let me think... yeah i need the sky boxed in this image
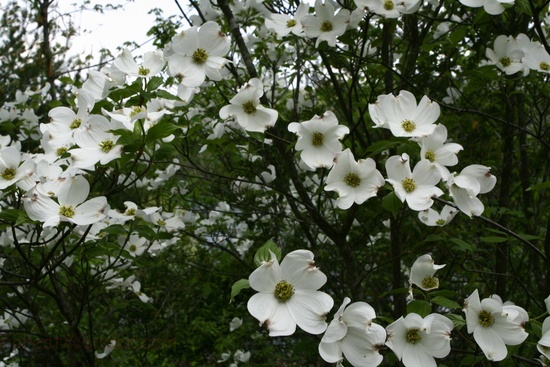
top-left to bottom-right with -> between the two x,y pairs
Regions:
65,0 -> 183,61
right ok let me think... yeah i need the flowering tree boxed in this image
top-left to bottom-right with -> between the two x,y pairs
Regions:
0,0 -> 549,366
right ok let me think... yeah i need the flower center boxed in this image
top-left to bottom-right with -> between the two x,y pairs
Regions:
1,168 -> 16,181
478,310 -> 495,327
56,147 -> 68,156
540,61 -> 549,71
157,219 -> 166,226
401,177 -> 416,193
406,329 -> 421,344
274,280 -> 295,302
384,0 -> 394,10
312,132 -> 324,147
59,205 -> 75,218
421,276 -> 439,289
435,219 -> 446,225
286,19 -> 297,28
70,118 -> 81,130
243,101 -> 256,114
129,244 -> 137,252
126,208 -> 136,216
99,140 -> 115,153
499,57 -> 512,67
138,66 -> 150,76
344,173 -> 361,188
320,21 -> 333,32
130,106 -> 146,117
425,150 -> 436,162
192,48 -> 209,64
401,119 -> 416,133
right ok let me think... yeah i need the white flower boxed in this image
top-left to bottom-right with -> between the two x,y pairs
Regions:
288,111 -> 349,169
247,250 -> 334,336
539,317 -> 550,361
219,78 -> 278,133
463,289 -> 528,361
0,147 -> 35,190
319,297 -> 386,367
486,34 -> 528,75
23,176 -> 108,228
459,0 -> 514,15
418,205 -> 458,226
386,313 -> 453,367
324,149 -> 385,209
265,3 -> 309,38
385,153 -> 443,211
416,124 -> 463,181
95,340 -> 116,359
354,0 -> 421,18
234,350 -> 251,363
130,281 -> 152,303
301,0 -> 350,47
409,254 -> 445,291
446,165 -> 496,217
522,41 -> 550,73
545,295 -> 550,314
369,90 -> 440,138
113,49 -> 165,78
168,21 -> 230,87
229,317 -> 243,332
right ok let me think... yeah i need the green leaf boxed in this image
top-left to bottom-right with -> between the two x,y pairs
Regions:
527,180 -> 550,191
365,140 -> 400,156
15,211 -> 32,226
254,239 -> 281,267
0,209 -> 22,223
480,236 -> 508,243
445,314 -> 465,330
406,300 -> 431,317
146,76 -> 164,92
145,121 -> 180,143
431,296 -> 461,310
449,238 -> 473,251
382,191 -> 402,218
100,224 -> 128,235
230,279 -> 250,301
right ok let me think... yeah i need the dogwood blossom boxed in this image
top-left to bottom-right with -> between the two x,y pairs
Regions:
418,205 -> 458,226
385,153 -> 443,211
409,254 -> 445,291
319,297 -> 386,367
288,111 -> 349,169
168,21 -> 230,87
446,165 -> 496,217
459,0 -> 514,15
386,313 -> 453,367
301,0 -> 350,47
463,289 -> 528,361
369,90 -> 440,138
416,124 -> 463,181
113,49 -> 165,78
265,2 -> 309,38
486,34 -> 529,75
219,78 -> 278,133
539,316 -> 550,361
325,149 -> 385,209
0,147 -> 35,190
247,250 -> 334,336
95,340 -> 116,359
354,0 -> 421,18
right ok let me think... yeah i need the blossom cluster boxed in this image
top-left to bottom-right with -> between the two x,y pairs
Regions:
486,33 -> 550,75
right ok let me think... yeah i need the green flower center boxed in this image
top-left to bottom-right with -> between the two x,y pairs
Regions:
243,101 -> 256,114
406,329 -> 421,344
540,62 -> 549,71
129,244 -> 137,252
126,208 -> 136,216
312,132 -> 324,147
402,177 -> 416,193
129,106 -> 146,117
320,21 -> 333,32
435,219 -> 446,226
70,118 -> 81,130
401,119 -> 416,133
286,19 -> 297,28
274,280 -> 295,302
1,168 -> 16,181
56,147 -> 68,156
384,0 -> 394,10
138,66 -> 150,76
59,205 -> 75,218
157,219 -> 166,226
344,173 -> 361,188
425,150 -> 436,162
99,140 -> 115,153
500,57 -> 512,67
478,310 -> 495,327
192,48 -> 209,64
421,276 -> 439,290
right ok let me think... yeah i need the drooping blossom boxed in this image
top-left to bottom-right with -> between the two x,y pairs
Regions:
409,254 -> 445,291
301,0 -> 351,47
459,0 -> 514,15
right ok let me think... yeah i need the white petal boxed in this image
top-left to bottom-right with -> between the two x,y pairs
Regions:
287,290 -> 333,334
473,325 -> 508,361
281,249 -> 327,290
319,340 -> 343,363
